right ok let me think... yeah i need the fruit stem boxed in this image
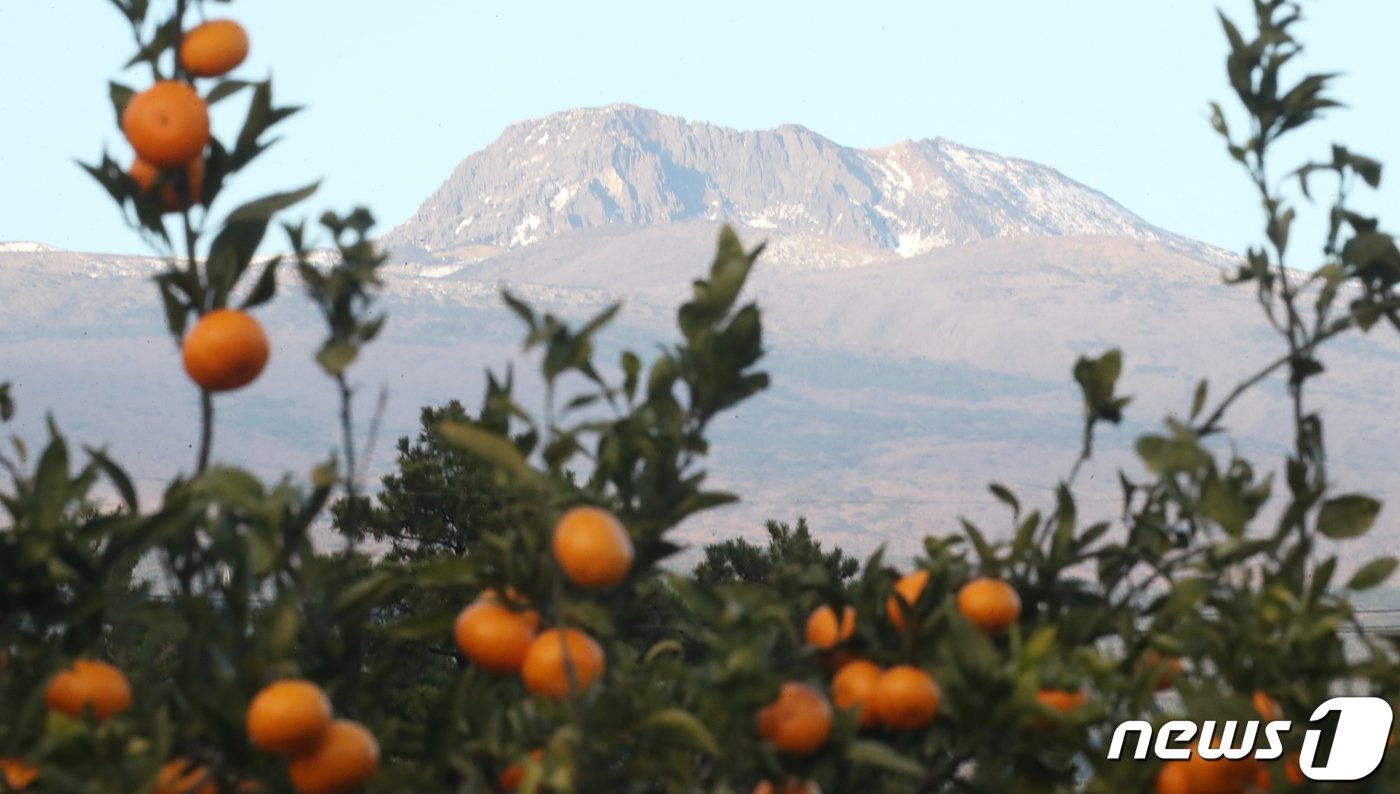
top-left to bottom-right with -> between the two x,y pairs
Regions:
335,371 -> 360,550
196,388 -> 213,474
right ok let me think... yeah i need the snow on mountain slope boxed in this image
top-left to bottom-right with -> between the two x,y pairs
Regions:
384,104 -> 1233,268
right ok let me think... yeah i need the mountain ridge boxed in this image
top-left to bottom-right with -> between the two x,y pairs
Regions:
384,104 -> 1234,268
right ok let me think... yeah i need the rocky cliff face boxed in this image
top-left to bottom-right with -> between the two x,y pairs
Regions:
384,104 -> 1228,266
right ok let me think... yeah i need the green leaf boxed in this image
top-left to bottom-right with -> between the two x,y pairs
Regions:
225,182 -> 320,222
846,739 -> 924,777
674,490 -> 739,522
195,466 -> 264,505
643,639 -> 684,663
1200,475 -> 1249,536
579,301 -> 622,339
206,79 -> 255,105
1317,494 -> 1381,539
1051,484 -> 1077,562
124,15 -> 180,69
621,350 -> 641,402
1350,154 -> 1383,188
960,519 -> 996,567
1191,379 -> 1209,420
389,613 -> 458,641
206,219 -> 270,308
501,290 -> 537,329
1073,349 -> 1127,423
32,433 -> 71,531
316,342 -> 358,376
989,483 -> 1020,518
85,447 -> 138,513
310,462 -> 338,489
639,709 -> 720,756
1023,626 -> 1058,662
109,82 -> 134,128
1347,557 -> 1398,591
415,557 -> 479,588
333,571 -> 401,616
239,256 -> 280,310
438,420 -> 540,484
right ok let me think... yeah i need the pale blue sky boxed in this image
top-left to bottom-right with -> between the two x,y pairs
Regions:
1,1 -> 1396,263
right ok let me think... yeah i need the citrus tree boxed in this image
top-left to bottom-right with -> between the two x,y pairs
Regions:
4,1 -> 1400,793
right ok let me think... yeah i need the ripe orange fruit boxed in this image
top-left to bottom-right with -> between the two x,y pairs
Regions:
1035,688 -> 1087,714
1284,752 -> 1305,785
498,749 -> 543,791
1155,761 -> 1191,794
246,679 -> 333,757
0,758 -> 37,790
874,665 -> 941,729
831,659 -> 882,728
131,155 -> 205,213
287,720 -> 379,794
1139,652 -> 1186,691
182,309 -> 270,392
885,569 -> 929,632
477,587 -> 541,630
756,682 -> 833,755
454,601 -> 537,675
180,20 -> 250,78
805,604 -> 856,650
1184,739 -> 1262,794
956,577 -> 1021,634
156,759 -> 216,794
44,659 -> 132,720
753,781 -> 821,794
552,506 -> 633,589
122,81 -> 210,169
521,628 -> 606,698
1253,690 -> 1283,722
1032,688 -> 1087,731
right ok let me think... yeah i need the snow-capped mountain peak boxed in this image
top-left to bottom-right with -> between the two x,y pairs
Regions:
385,105 -> 1227,267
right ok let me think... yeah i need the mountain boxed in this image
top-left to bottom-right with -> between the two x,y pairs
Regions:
385,104 -> 1230,268
3,106 -> 1399,572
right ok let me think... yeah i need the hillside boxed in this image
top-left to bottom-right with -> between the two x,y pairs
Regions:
2,106 -> 1397,568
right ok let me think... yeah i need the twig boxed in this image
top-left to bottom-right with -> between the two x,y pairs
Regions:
196,389 -> 213,474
